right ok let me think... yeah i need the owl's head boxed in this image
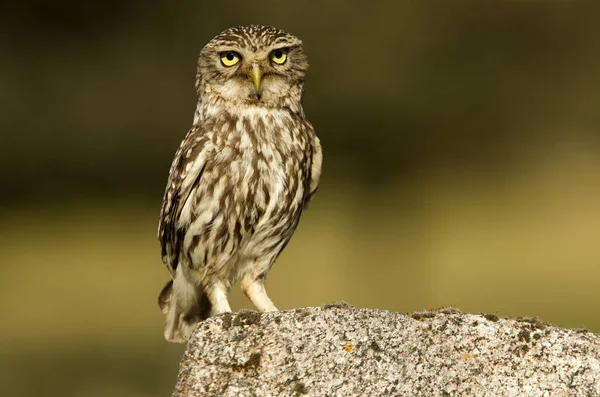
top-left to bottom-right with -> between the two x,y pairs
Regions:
196,25 -> 308,111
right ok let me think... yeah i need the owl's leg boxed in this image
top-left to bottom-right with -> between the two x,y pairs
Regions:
205,281 -> 232,315
240,273 -> 278,312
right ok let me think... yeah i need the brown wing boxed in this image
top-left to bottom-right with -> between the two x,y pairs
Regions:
158,125 -> 208,276
304,132 -> 322,209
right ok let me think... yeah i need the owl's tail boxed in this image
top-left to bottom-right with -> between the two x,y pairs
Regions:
158,269 -> 211,343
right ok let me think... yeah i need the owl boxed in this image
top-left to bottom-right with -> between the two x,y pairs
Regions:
157,25 -> 322,343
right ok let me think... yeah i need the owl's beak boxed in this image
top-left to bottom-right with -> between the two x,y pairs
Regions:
248,64 -> 263,90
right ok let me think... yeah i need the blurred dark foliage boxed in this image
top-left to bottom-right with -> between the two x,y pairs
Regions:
2,1 -> 141,36
1,1 -> 598,205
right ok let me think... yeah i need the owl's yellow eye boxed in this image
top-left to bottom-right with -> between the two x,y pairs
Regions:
270,49 -> 287,65
220,52 -> 240,67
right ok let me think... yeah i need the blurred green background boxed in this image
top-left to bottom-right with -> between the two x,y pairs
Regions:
2,1 -> 600,395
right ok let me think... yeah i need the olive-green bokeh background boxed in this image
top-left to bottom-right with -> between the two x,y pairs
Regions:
2,1 -> 600,396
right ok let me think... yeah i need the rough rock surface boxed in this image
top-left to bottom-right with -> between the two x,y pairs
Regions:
173,304 -> 600,397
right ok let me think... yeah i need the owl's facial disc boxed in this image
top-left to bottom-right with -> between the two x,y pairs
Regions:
197,26 -> 307,109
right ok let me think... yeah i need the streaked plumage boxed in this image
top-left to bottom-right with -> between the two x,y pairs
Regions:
157,25 -> 322,342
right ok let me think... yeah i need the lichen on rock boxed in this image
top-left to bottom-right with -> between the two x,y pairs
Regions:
173,305 -> 600,397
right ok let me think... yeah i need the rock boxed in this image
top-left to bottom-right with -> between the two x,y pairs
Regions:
172,305 -> 600,396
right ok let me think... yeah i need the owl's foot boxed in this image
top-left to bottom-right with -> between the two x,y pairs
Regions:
241,275 -> 278,312
206,282 -> 233,316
